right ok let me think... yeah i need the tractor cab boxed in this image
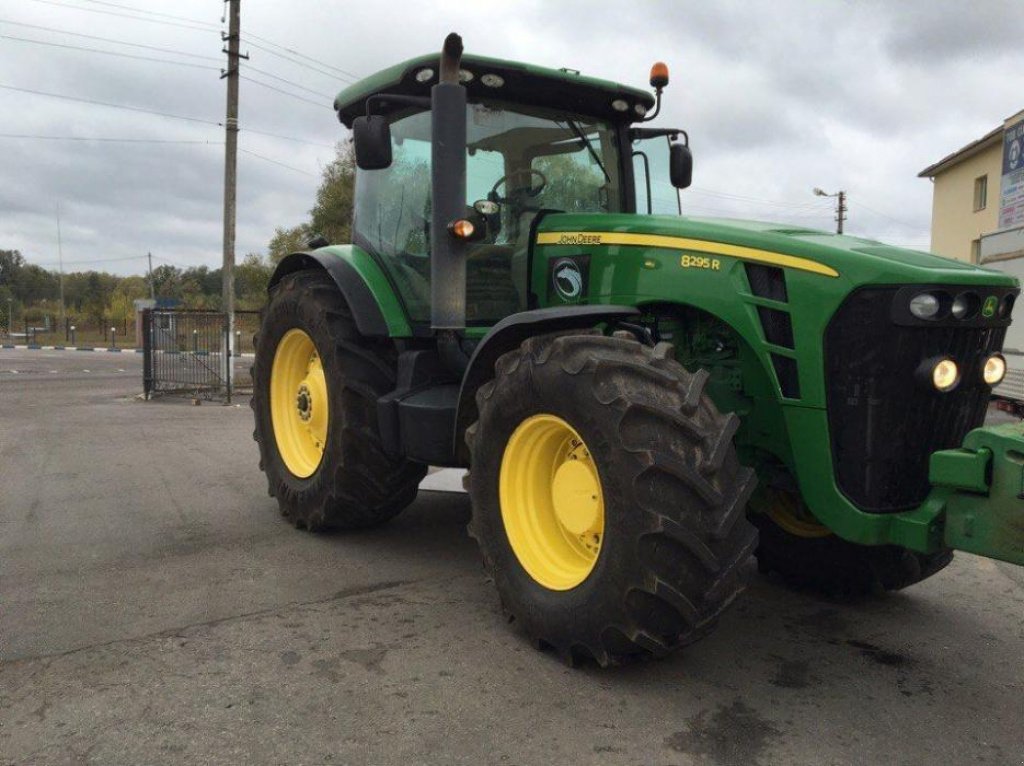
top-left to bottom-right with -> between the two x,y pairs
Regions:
335,50 -> 690,326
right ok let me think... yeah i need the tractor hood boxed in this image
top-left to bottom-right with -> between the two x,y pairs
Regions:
535,213 -> 1020,289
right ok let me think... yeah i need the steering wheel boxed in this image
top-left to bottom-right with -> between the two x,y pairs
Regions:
490,169 -> 548,203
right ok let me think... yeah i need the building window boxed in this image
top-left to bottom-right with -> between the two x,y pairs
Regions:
973,175 -> 988,211
970,238 -> 981,263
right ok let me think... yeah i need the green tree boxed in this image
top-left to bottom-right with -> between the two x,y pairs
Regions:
266,142 -> 356,262
268,224 -> 311,265
309,142 -> 355,244
236,252 -> 272,307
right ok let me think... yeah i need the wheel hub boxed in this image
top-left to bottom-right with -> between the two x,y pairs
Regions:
499,414 -> 605,591
296,384 -> 312,422
270,329 -> 329,478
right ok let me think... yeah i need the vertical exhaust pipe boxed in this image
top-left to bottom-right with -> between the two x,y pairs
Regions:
430,33 -> 467,334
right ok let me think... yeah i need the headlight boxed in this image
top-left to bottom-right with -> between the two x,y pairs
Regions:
951,292 -> 979,320
909,292 -> 941,320
983,354 -> 1006,386
920,357 -> 960,392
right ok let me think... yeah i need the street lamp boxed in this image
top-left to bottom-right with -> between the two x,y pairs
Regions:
6,297 -> 11,340
813,187 -> 847,235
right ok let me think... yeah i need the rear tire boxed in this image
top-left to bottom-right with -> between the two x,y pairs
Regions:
466,331 -> 758,665
251,270 -> 426,531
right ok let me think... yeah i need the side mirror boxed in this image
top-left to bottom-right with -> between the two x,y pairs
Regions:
670,143 -> 692,189
352,115 -> 392,170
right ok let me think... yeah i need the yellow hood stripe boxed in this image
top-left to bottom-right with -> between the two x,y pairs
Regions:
535,231 -> 840,278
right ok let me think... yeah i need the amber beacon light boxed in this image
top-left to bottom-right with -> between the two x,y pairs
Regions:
649,61 -> 669,89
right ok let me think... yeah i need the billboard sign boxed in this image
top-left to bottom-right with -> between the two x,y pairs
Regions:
999,117 -> 1024,229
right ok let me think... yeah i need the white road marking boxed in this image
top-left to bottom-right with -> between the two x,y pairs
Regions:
82,369 -> 90,373
10,370 -> 18,374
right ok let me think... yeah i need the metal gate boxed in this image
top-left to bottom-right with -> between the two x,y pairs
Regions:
142,310 -> 232,401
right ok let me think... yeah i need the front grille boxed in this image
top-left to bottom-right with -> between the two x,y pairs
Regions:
825,288 -> 1006,512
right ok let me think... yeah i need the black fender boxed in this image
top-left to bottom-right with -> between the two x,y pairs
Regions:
453,304 -> 641,462
269,251 -> 390,338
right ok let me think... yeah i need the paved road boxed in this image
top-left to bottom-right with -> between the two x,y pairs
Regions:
1,348 -> 1022,765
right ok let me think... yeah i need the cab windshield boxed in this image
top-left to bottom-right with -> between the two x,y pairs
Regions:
353,101 -> 623,323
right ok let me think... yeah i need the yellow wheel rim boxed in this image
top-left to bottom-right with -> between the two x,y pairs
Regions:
499,414 -> 605,590
270,328 -> 328,478
766,489 -> 831,539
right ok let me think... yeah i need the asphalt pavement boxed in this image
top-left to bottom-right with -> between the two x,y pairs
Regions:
1,348 -> 1022,766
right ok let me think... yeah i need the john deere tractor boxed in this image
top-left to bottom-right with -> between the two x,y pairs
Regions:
252,34 -> 1023,665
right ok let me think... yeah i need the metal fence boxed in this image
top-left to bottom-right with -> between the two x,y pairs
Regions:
143,310 -> 238,401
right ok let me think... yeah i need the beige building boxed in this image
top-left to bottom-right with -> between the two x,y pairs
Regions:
919,108 -> 1024,263
918,126 -> 1003,263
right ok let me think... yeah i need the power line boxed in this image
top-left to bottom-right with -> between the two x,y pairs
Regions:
33,254 -> 147,267
27,0 -> 217,33
0,83 -> 221,125
241,75 -> 330,109
0,18 -> 221,61
0,82 -> 334,147
77,0 -> 219,28
243,128 -> 334,148
242,38 -> 354,83
690,187 -> 834,211
0,134 -> 222,144
73,0 -> 359,82
852,199 -> 926,231
0,33 -> 220,71
239,148 -> 317,177
245,65 -> 335,100
243,31 -> 359,80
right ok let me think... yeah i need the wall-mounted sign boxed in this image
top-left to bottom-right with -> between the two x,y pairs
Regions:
999,117 -> 1024,230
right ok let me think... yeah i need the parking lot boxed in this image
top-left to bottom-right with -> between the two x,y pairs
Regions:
1,348 -> 1022,766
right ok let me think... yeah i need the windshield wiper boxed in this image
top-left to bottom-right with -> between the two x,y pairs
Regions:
564,120 -> 610,182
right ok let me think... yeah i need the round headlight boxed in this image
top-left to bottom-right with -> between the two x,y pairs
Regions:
480,73 -> 504,88
634,103 -> 648,117
611,99 -> 629,112
414,67 -> 434,83
951,292 -> 979,320
931,358 -> 960,392
909,292 -> 941,320
458,69 -> 474,83
983,354 -> 1006,386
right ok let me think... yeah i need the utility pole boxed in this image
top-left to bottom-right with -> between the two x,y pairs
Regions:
147,251 -> 155,300
813,187 -> 847,235
55,202 -> 65,327
221,0 -> 243,396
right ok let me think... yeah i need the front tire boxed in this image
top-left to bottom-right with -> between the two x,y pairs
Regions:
251,270 -> 426,531
751,488 -> 953,597
466,331 -> 758,665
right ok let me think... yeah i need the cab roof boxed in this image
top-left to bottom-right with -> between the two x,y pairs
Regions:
334,53 -> 656,127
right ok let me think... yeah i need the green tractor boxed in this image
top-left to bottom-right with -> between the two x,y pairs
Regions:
252,34 -> 1024,665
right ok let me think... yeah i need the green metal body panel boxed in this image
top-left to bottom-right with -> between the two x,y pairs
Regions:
526,212 -> 1018,551
935,422 -> 1024,566
316,245 -> 413,337
318,202 -> 1020,561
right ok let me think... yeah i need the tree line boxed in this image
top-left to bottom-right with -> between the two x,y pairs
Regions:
0,144 -> 355,334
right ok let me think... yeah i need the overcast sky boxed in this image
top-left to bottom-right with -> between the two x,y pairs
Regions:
1,0 -> 1022,275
